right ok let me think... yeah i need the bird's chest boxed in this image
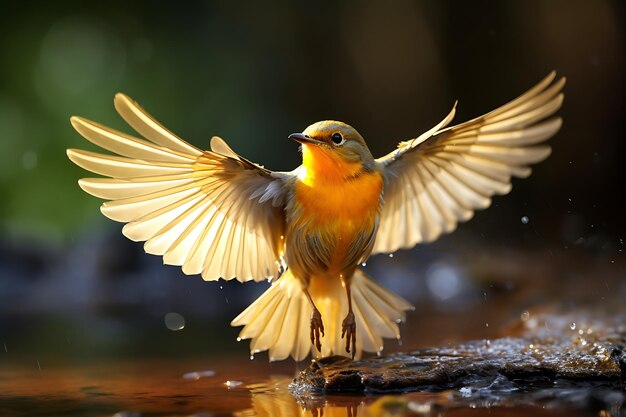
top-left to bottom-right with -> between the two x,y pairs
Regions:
286,171 -> 383,276
293,175 -> 382,228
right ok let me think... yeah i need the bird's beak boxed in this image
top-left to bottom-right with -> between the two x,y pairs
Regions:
289,133 -> 325,145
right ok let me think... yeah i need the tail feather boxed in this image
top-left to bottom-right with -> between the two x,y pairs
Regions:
249,294 -> 286,353
352,285 -> 396,340
352,297 -> 383,353
293,296 -> 312,360
235,287 -> 282,340
358,278 -> 409,338
266,295 -> 297,360
232,271 -> 312,361
361,274 -> 414,314
231,268 -> 414,361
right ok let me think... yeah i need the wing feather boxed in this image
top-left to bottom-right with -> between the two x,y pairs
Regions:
68,95 -> 289,282
114,93 -> 203,156
77,176 -> 195,200
70,117 -> 195,163
163,199 -> 215,265
67,149 -> 191,178
374,73 -> 564,254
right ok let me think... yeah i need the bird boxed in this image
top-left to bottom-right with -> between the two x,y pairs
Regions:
67,72 -> 565,361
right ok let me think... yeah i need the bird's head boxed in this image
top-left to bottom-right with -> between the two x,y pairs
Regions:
289,121 -> 375,183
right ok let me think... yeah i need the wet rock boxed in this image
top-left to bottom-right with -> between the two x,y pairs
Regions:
292,314 -> 626,393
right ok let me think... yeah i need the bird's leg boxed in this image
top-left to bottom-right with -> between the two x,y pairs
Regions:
303,288 -> 324,352
340,275 -> 356,359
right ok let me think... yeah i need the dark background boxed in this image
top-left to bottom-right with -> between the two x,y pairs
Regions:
0,1 -> 624,363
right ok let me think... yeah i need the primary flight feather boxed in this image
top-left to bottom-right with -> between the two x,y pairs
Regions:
67,72 -> 564,361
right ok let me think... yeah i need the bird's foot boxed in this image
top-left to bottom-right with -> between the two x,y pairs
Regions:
341,311 -> 356,359
310,308 -> 325,352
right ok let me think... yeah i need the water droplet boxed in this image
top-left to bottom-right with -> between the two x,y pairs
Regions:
236,337 -> 242,342
182,370 -> 215,380
250,355 -> 255,361
219,285 -> 223,290
520,311 -> 530,321
459,387 -> 472,397
36,359 -> 41,371
225,380 -> 243,388
570,322 -> 576,330
361,262 -> 367,267
485,322 -> 489,328
521,216 -> 529,224
164,312 -> 185,331
389,253 -> 394,258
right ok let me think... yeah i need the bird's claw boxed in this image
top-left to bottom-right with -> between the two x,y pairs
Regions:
341,311 -> 356,359
310,309 -> 324,352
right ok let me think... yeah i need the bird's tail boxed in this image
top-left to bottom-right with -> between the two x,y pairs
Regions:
231,269 -> 313,362
231,268 -> 414,361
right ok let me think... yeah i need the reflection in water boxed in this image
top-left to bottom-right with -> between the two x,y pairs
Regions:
0,358 -> 622,416
235,375 -> 625,417
237,377 -> 363,417
182,370 -> 216,380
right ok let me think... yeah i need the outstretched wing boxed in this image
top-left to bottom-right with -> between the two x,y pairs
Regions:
373,72 -> 565,254
67,94 -> 289,282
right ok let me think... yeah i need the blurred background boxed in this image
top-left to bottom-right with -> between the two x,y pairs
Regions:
0,0 -> 624,366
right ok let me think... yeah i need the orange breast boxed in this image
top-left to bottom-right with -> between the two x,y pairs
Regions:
293,172 -> 381,274
293,145 -> 383,232
287,144 -> 383,275
295,174 -> 382,229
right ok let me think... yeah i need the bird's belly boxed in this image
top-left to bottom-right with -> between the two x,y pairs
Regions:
285,173 -> 382,280
285,220 -> 376,279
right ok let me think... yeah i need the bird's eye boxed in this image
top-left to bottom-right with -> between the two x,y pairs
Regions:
331,132 -> 344,145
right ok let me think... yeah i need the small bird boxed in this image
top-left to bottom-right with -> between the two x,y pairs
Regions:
67,72 -> 564,361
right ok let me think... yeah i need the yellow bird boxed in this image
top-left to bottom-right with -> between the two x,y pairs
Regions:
67,72 -> 564,361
